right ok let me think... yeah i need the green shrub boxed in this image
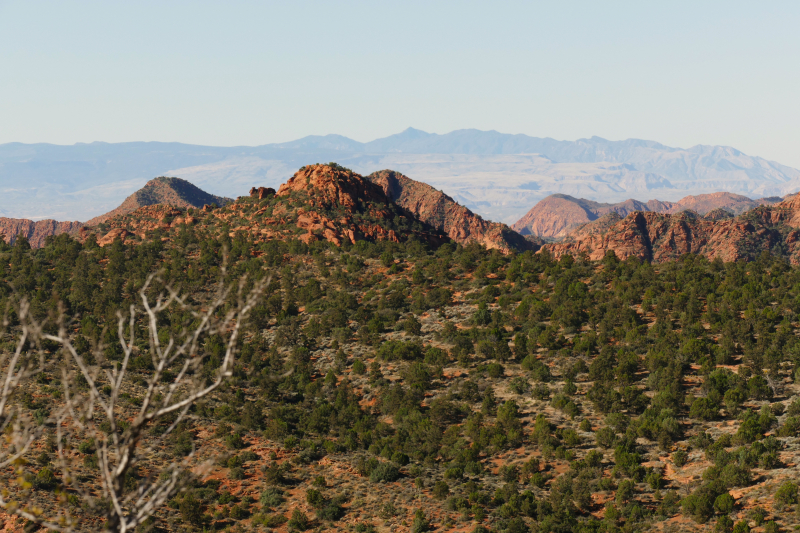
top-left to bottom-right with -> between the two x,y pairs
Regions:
732,519 -> 750,533
433,480 -> 450,500
306,488 -> 324,508
369,462 -> 400,483
230,503 -> 249,519
410,509 -> 431,533
714,493 -> 735,514
673,450 -> 688,467
260,487 -> 284,508
287,508 -> 310,531
241,450 -> 259,462
715,516 -> 734,533
225,433 -> 245,449
179,493 -> 207,527
682,484 -> 720,523
353,359 -> 367,375
775,481 -> 798,507
34,467 -> 56,490
690,397 -> 719,421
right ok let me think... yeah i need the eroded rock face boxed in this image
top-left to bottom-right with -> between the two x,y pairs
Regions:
541,197 -> 800,264
366,170 -> 536,253
513,192 -> 784,239
0,218 -> 84,248
276,165 -> 448,247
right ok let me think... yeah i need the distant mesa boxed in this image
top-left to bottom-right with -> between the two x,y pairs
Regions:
513,192 -> 784,239
85,176 -> 232,226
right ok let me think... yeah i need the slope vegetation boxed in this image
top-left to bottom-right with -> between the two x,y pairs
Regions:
2,184 -> 800,533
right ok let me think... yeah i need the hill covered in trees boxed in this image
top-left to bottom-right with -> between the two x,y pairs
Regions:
0,164 -> 799,533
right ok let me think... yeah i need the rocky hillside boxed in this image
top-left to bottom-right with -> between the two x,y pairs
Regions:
89,164 -> 450,248
514,192 -> 783,238
366,169 -> 535,253
5,183 -> 800,533
85,176 -> 231,225
0,217 -> 84,247
541,195 -> 800,263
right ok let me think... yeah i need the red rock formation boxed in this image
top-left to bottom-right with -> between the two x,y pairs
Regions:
97,228 -> 134,247
542,196 -> 800,264
366,170 -> 536,253
0,218 -> 84,248
249,187 -> 276,199
514,192 -> 784,239
92,165 -> 449,249
275,165 -> 447,247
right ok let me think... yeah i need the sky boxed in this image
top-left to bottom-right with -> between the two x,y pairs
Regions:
2,1 -> 800,166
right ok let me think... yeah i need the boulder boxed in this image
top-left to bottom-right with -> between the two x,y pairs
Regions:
249,187 -> 276,200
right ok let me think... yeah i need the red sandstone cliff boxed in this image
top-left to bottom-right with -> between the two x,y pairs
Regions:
366,170 -> 536,253
0,218 -> 84,248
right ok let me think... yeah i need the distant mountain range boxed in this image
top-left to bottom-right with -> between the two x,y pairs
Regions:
2,128 -> 799,223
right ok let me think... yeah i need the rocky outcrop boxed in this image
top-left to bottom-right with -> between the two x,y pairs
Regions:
249,187 -> 276,199
366,170 -> 536,253
275,165 -> 448,247
86,177 -> 231,226
541,196 -> 800,264
513,192 -> 785,238
87,205 -> 190,246
0,218 -> 84,248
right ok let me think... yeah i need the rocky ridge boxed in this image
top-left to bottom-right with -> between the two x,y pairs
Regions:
90,164 -> 450,248
514,192 -> 783,238
366,169 -> 536,253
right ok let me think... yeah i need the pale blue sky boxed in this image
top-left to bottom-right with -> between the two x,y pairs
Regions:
2,1 -> 800,166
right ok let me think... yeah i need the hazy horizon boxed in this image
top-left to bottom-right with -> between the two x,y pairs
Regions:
2,2 -> 800,166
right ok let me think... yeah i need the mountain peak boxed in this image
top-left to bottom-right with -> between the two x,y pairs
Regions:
85,176 -> 231,226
